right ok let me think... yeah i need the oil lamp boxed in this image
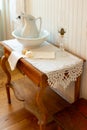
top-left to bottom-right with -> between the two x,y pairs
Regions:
58,28 -> 66,51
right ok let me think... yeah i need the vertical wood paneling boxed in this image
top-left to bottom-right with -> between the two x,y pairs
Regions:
80,0 -> 87,58
75,0 -> 83,54
26,0 -> 87,59
25,0 -> 87,100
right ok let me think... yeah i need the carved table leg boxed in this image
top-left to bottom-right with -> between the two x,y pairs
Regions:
36,86 -> 48,130
74,75 -> 81,101
1,55 -> 11,104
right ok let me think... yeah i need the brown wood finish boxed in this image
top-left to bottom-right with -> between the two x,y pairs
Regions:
0,42 -> 84,101
74,75 -> 81,101
0,55 -> 47,130
0,41 -> 83,101
0,66 -> 69,130
0,85 -> 58,130
0,41 -> 83,129
1,43 -> 48,88
54,98 -> 87,130
1,55 -> 11,103
0,42 -> 49,130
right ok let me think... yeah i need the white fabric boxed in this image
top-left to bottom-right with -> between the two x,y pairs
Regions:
4,39 -> 56,70
25,51 -> 55,59
3,39 -> 83,88
3,39 -> 23,51
8,51 -> 25,71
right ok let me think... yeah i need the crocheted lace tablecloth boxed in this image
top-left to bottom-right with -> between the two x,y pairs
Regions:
3,39 -> 83,89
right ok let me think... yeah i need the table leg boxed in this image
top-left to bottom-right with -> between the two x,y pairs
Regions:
74,75 -> 81,101
1,55 -> 11,104
36,86 -> 48,130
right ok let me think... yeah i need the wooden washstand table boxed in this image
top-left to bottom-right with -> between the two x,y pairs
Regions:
0,40 -> 84,130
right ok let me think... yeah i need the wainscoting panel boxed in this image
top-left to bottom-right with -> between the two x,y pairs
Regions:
25,0 -> 87,59
25,0 -> 87,100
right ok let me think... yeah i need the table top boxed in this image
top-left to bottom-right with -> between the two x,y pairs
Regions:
0,39 -> 83,89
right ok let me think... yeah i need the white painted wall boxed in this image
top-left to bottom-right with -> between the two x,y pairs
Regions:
24,0 -> 87,102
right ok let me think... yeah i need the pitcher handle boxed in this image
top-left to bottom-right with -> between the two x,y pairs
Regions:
36,17 -> 42,34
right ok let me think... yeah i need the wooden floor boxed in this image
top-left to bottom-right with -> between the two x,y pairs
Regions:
0,61 -> 70,130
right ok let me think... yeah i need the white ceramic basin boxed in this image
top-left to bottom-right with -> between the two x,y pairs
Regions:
12,30 -> 49,48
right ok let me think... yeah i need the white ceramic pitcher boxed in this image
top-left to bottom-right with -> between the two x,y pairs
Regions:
21,14 -> 42,38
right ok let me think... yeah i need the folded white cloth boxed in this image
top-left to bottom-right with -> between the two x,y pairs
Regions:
8,50 -> 55,71
8,49 -> 55,71
25,51 -> 55,59
8,51 -> 25,71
